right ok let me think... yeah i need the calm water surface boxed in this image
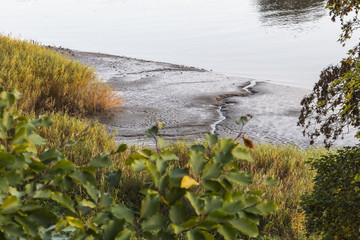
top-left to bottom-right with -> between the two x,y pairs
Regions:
0,0 -> 356,88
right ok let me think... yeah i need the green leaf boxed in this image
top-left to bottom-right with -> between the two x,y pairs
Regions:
158,136 -> 172,148
141,214 -> 167,231
172,224 -> 185,234
207,210 -> 231,222
214,139 -> 235,164
190,145 -> 206,153
39,116 -> 53,127
202,162 -> 222,180
111,205 -> 135,225
200,231 -> 215,240
115,229 -> 132,240
189,150 -> 206,175
217,223 -> 237,240
14,215 -> 38,236
156,156 -> 168,175
203,180 -> 224,192
264,177 -> 279,186
116,144 -> 128,153
169,202 -> 188,225
145,126 -> 158,137
131,159 -> 146,172
230,217 -> 259,238
103,219 -> 125,240
221,200 -> 246,214
11,126 -> 27,145
225,170 -> 252,186
204,196 -> 223,215
39,148 -> 64,164
65,216 -> 85,231
27,133 -> 47,145
65,140 -> 79,147
205,133 -> 218,147
145,161 -> 161,187
165,187 -> 186,205
252,201 -> 277,215
50,192 -> 76,213
231,146 -> 253,162
105,169 -> 122,188
90,155 -> 113,168
29,209 -> 57,228
81,199 -> 96,209
55,218 -> 68,232
161,150 -> 179,161
185,192 -> 203,215
2,111 -> 14,130
187,230 -> 206,240
138,149 -> 152,158
51,159 -> 76,172
0,152 -> 16,168
140,193 -> 160,218
169,168 -> 187,185
83,181 -> 100,202
1,196 -> 20,214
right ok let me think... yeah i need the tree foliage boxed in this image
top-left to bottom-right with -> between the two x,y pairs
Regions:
0,83 -> 277,239
298,0 -> 360,147
301,145 -> 360,239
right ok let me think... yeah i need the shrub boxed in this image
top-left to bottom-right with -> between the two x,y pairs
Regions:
0,86 -> 277,239
0,35 -> 121,115
301,146 -> 360,239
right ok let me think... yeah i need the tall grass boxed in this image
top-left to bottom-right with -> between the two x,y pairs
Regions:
244,145 -> 327,239
0,35 -> 121,115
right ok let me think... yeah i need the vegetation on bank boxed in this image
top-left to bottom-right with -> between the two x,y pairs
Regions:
0,33 -> 358,239
0,35 -> 121,116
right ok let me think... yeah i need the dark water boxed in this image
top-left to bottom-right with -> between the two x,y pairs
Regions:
255,0 -> 326,26
0,0 -> 353,88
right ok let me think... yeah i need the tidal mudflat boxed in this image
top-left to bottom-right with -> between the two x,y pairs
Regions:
60,49 -> 357,147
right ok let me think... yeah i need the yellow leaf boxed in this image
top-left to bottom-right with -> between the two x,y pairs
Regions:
181,176 -> 199,189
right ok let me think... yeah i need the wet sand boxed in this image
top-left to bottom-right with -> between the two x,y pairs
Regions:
58,48 -> 358,147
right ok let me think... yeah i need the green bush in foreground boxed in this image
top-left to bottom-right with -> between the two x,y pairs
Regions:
0,86 -> 277,239
301,146 -> 360,239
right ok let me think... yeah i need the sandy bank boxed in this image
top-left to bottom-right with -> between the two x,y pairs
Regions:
59,48 -> 358,147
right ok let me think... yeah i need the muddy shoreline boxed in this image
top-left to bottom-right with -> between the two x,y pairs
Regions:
57,48 -> 357,147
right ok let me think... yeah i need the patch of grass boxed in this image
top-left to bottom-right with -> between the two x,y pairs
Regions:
0,35 -> 121,116
239,144 -> 327,239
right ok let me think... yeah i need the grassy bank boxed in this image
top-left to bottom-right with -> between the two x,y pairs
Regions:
0,35 -> 328,239
0,35 -> 121,115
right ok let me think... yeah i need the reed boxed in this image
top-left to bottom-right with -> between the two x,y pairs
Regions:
0,35 -> 121,116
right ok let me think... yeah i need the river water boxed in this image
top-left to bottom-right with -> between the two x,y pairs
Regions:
0,0 -> 356,88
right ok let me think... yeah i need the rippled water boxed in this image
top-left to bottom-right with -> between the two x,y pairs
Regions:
0,0 -> 356,88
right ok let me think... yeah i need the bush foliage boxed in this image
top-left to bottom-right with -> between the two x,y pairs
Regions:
0,35 -> 121,116
0,86 -> 277,239
301,146 -> 360,239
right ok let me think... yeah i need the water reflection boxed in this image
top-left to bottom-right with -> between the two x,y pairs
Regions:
253,0 -> 327,27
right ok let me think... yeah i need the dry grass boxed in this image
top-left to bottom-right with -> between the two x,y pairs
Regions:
0,35 -> 121,116
238,144 -> 327,239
